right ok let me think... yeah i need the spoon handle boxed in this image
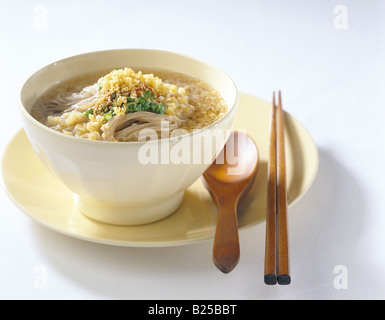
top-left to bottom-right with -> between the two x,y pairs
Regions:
212,200 -> 240,274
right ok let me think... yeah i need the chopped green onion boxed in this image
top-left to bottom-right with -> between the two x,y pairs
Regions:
138,97 -> 147,105
123,95 -> 167,115
143,89 -> 155,100
159,104 -> 167,114
125,102 -> 136,113
83,108 -> 93,118
104,112 -> 113,121
149,102 -> 166,114
149,102 -> 157,110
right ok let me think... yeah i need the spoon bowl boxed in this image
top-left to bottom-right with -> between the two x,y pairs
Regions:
203,130 -> 259,273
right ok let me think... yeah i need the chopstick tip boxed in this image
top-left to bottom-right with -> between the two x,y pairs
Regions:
264,274 -> 278,285
277,274 -> 291,285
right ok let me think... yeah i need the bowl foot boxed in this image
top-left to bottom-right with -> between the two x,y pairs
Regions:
73,192 -> 184,226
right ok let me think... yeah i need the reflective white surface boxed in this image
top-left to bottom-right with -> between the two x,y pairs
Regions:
1,0 -> 384,299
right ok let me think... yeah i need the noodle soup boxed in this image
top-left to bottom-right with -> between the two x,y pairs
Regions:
20,49 -> 238,225
31,68 -> 228,142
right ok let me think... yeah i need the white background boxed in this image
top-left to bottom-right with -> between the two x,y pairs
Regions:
1,0 -> 384,300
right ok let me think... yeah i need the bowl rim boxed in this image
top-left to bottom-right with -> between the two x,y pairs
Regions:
19,48 -> 239,146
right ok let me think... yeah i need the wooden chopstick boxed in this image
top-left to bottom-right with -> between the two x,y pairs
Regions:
264,92 -> 278,285
264,91 -> 291,285
276,91 -> 290,285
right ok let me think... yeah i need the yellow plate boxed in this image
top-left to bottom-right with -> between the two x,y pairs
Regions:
1,93 -> 318,247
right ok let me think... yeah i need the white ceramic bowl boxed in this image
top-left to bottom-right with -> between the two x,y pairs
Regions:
19,49 -> 238,225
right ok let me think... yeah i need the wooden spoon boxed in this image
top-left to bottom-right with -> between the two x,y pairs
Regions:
203,130 -> 259,273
